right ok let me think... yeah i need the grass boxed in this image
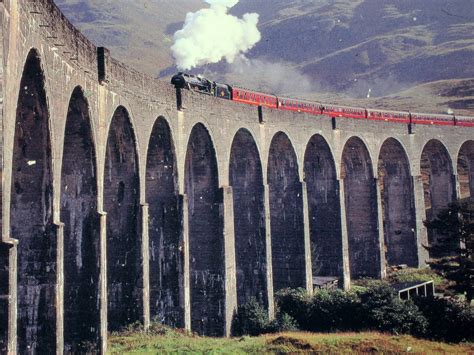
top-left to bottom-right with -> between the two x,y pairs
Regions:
352,267 -> 451,295
387,267 -> 444,285
108,327 -> 474,354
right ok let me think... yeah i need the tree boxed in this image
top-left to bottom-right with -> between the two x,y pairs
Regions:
424,199 -> 474,303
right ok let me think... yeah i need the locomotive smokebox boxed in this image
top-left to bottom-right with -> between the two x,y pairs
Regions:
171,72 -> 186,89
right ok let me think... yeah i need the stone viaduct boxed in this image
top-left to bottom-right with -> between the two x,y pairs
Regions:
0,0 -> 473,353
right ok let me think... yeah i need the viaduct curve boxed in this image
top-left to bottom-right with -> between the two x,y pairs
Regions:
1,0 -> 473,353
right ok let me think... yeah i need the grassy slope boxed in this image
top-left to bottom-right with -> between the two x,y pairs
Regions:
109,329 -> 474,354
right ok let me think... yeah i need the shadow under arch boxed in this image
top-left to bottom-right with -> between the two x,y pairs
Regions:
457,140 -> 474,200
378,138 -> 417,267
11,48 -> 56,354
61,86 -> 100,352
146,117 -> 182,327
304,134 -> 343,278
184,123 -> 224,336
421,139 -> 456,257
229,128 -> 267,308
104,105 -> 142,331
267,132 -> 306,291
341,136 -> 380,278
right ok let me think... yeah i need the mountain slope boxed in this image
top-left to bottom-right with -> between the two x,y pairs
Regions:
231,0 -> 474,97
55,0 -> 203,75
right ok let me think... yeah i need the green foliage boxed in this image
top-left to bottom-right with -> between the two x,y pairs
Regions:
267,312 -> 298,333
413,296 -> 474,342
231,298 -> 269,336
359,284 -> 427,336
275,285 -> 429,339
274,288 -> 311,329
231,297 -> 300,336
424,199 -> 474,303
233,284 -> 472,343
308,289 -> 363,332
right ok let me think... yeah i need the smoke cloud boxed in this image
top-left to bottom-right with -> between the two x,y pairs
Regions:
171,0 -> 261,70
226,56 -> 318,96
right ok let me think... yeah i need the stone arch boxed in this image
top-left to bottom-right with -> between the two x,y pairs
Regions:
341,137 -> 380,278
421,139 -> 456,256
304,134 -> 343,278
104,106 -> 142,331
457,141 -> 474,200
11,49 -> 55,354
185,123 -> 224,336
229,128 -> 267,308
61,86 -> 100,352
146,117 -> 182,327
378,138 -> 417,267
267,132 -> 306,291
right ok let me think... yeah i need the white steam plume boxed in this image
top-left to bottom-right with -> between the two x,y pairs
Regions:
171,0 -> 261,70
226,56 -> 317,96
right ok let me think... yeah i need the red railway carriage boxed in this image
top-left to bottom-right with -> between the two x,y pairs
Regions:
455,115 -> 474,127
232,87 -> 277,108
367,109 -> 411,123
278,97 -> 321,115
322,104 -> 367,119
172,72 -> 474,129
411,113 -> 455,126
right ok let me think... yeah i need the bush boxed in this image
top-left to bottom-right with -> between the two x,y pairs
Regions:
413,296 -> 474,342
308,289 -> 363,332
274,288 -> 311,329
232,298 -> 269,336
267,312 -> 298,333
359,283 -> 428,336
237,286 -> 471,342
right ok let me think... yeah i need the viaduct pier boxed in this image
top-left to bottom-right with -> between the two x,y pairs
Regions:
1,0 -> 473,353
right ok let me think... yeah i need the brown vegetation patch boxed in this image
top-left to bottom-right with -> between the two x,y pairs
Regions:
270,335 -> 313,350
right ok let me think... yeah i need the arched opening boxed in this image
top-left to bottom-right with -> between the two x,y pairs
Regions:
11,49 -> 55,353
341,137 -> 380,278
421,140 -> 456,257
229,129 -> 267,308
104,106 -> 142,331
267,132 -> 305,291
184,123 -> 224,336
146,118 -> 182,327
304,135 -> 342,278
378,139 -> 417,267
457,141 -> 474,200
61,87 -> 100,352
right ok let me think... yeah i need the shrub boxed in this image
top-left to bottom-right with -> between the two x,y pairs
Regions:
231,298 -> 269,336
267,312 -> 298,333
274,288 -> 311,329
413,296 -> 474,342
308,289 -> 363,332
359,283 -> 428,335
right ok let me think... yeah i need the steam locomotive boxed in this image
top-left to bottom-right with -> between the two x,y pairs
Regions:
171,72 -> 474,127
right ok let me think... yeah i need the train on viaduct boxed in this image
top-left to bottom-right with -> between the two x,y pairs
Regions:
0,0 -> 473,353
